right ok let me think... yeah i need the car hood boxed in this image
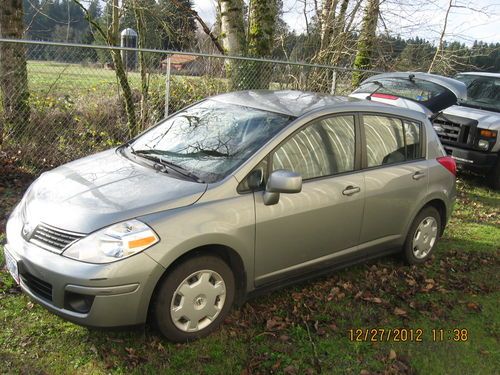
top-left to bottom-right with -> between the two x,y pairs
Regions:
22,149 -> 208,233
443,105 -> 500,130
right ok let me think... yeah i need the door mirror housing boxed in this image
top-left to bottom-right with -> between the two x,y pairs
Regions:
263,170 -> 302,205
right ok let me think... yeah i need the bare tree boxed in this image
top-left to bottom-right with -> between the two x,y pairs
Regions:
428,0 -> 453,73
352,0 -> 380,86
219,0 -> 246,56
0,0 -> 30,146
131,0 -> 149,131
73,0 -> 137,137
170,0 -> 225,54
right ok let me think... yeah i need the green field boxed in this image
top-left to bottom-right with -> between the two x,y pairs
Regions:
0,173 -> 498,374
26,60 -> 170,99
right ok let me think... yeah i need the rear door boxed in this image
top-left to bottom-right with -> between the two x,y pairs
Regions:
350,72 -> 467,116
358,113 -> 429,252
253,114 -> 365,286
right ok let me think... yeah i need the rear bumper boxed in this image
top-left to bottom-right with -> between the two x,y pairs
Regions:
443,145 -> 498,173
5,205 -> 165,328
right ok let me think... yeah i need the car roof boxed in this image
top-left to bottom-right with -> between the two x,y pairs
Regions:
210,90 -> 393,117
459,72 -> 500,79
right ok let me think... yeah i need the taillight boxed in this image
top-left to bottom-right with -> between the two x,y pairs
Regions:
371,93 -> 399,100
437,156 -> 456,176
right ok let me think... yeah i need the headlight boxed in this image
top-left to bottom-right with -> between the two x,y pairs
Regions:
478,139 -> 490,151
63,219 -> 159,264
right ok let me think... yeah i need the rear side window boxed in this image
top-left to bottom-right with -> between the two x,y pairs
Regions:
404,120 -> 422,160
363,115 -> 422,167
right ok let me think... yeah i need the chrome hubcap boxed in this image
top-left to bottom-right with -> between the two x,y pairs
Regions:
170,270 -> 226,332
412,216 -> 438,259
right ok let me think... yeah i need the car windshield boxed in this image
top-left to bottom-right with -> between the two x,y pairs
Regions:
128,99 -> 294,183
354,78 -> 447,102
455,74 -> 500,113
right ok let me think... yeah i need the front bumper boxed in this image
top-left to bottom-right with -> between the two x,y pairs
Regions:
443,145 -> 498,173
5,207 -> 165,327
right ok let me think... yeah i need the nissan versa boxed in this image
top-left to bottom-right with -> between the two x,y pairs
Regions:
5,87 -> 458,342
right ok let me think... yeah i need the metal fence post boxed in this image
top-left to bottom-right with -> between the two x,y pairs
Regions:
330,69 -> 337,95
164,55 -> 171,118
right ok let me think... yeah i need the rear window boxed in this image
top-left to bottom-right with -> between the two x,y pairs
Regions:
354,78 -> 446,102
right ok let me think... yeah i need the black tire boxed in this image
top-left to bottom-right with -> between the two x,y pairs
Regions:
487,157 -> 500,190
402,206 -> 441,265
152,255 -> 235,342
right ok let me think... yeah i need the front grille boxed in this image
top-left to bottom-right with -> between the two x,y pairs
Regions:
433,117 -> 472,144
433,114 -> 478,147
21,272 -> 53,302
29,223 -> 85,253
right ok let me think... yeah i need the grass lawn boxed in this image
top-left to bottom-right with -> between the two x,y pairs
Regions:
0,168 -> 498,374
27,60 -> 173,100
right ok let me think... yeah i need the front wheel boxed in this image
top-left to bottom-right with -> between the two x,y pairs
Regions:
486,156 -> 500,190
153,255 -> 235,342
403,206 -> 441,265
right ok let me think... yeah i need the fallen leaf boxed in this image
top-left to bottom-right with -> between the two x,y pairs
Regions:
394,307 -> 407,316
405,278 -> 416,286
272,359 -> 281,370
467,302 -> 481,312
279,334 -> 290,342
362,297 -> 382,304
389,349 -> 397,360
266,317 -> 287,331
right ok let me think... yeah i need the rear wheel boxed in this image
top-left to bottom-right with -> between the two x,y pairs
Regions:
403,206 -> 441,265
153,255 -> 235,342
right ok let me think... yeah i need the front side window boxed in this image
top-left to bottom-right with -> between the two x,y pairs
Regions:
129,100 -> 294,183
272,115 -> 356,180
363,115 -> 422,167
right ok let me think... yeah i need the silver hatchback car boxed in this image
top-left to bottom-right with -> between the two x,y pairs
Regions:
5,90 -> 457,342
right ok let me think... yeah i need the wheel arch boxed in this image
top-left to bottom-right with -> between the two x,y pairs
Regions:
423,198 -> 447,235
147,244 -> 247,321
403,195 -> 450,242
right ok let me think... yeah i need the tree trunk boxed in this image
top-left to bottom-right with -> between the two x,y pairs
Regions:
320,0 -> 338,51
108,0 -> 137,138
0,0 -> 30,146
246,0 -> 277,89
352,0 -> 380,87
219,0 -> 245,89
133,0 -> 149,131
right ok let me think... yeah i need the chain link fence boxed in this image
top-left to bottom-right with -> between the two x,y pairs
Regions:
0,39 -> 381,173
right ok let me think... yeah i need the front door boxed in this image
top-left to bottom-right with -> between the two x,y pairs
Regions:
254,114 -> 365,286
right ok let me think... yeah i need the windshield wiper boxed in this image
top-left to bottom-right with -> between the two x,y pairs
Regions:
131,149 -> 204,183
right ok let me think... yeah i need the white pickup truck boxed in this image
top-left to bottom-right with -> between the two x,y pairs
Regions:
351,72 -> 500,189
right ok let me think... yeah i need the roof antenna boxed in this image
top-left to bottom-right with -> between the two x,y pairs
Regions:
409,74 -> 415,82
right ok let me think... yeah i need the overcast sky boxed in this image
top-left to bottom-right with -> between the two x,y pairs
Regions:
193,0 -> 500,45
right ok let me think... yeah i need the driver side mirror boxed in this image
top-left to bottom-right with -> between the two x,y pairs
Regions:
263,170 -> 302,205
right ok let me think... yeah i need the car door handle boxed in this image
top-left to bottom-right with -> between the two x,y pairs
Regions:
342,185 -> 361,196
412,171 -> 426,180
